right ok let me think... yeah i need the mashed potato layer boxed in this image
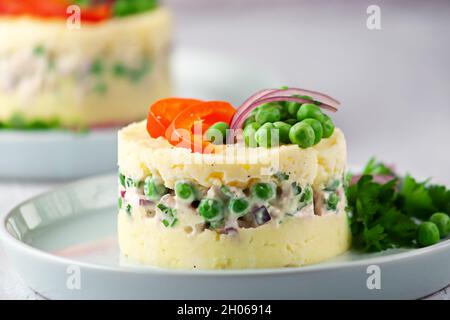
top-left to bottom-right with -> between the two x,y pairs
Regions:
117,121 -> 351,269
118,208 -> 350,269
118,120 -> 347,189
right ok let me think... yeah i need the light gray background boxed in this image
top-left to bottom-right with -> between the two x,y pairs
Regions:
1,0 -> 449,299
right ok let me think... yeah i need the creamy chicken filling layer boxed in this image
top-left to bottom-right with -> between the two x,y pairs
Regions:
118,172 -> 344,234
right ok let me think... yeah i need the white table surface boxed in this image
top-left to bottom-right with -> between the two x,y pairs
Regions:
1,0 -> 449,300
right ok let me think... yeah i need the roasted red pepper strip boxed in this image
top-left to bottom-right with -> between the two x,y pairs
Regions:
146,98 -> 203,138
0,0 -> 112,22
165,101 -> 235,153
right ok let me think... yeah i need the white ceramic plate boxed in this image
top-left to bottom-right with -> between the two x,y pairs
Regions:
0,48 -> 283,180
0,174 -> 449,299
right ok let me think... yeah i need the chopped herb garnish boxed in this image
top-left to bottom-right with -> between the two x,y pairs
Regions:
157,203 -> 177,227
125,177 -> 134,188
119,173 -> 126,187
0,113 -> 62,130
126,204 -> 132,215
299,185 -> 313,203
274,172 -> 289,181
118,197 -> 123,209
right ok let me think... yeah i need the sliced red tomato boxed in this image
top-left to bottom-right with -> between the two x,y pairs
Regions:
165,101 -> 236,153
0,0 -> 112,22
146,98 -> 203,138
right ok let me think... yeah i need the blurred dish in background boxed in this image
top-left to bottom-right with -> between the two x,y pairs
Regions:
0,47 -> 283,179
0,0 -> 171,130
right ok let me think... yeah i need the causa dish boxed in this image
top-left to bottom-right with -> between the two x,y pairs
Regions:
118,87 -> 352,269
0,0 -> 171,129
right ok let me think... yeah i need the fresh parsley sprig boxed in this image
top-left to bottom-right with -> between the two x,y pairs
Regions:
346,158 -> 450,252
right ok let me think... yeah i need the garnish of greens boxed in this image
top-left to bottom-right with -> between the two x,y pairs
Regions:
0,113 -> 92,132
346,157 -> 450,252
146,87 -> 340,153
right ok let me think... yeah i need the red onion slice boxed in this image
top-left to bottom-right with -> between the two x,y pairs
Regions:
229,87 -> 340,132
229,88 -> 277,128
261,87 -> 340,107
252,206 -> 271,225
231,95 -> 337,131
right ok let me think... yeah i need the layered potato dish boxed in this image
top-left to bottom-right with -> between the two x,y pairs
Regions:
0,0 -> 171,129
118,87 -> 351,269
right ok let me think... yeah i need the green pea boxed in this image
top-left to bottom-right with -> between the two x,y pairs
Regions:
249,108 -> 259,117
326,192 -> 339,210
285,119 -> 297,125
321,114 -> 335,139
301,119 -> 323,145
276,102 -> 290,120
198,199 -> 224,221
255,104 -> 281,124
429,212 -> 450,238
90,59 -> 103,75
287,95 -> 314,117
243,115 -> 256,128
144,177 -> 167,201
205,121 -> 229,145
292,182 -> 302,195
273,121 -> 292,144
287,102 -> 302,117
175,182 -> 196,202
417,222 -> 440,247
289,122 -> 315,148
113,63 -> 127,76
229,197 -> 250,217
251,182 -> 276,201
255,123 -> 278,148
243,122 -> 259,147
297,103 -> 325,122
